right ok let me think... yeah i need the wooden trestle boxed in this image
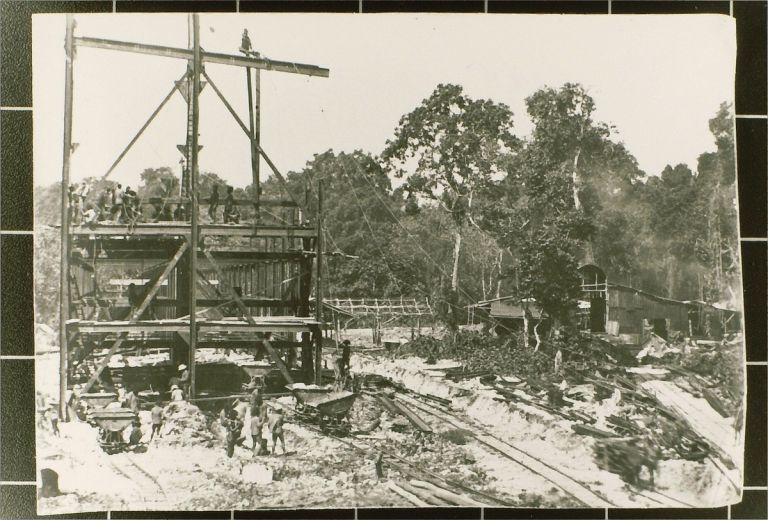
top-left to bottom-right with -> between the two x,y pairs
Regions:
59,15 -> 329,416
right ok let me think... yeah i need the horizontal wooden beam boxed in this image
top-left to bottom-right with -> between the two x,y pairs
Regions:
74,36 -> 330,78
152,298 -> 293,307
73,323 -> 317,334
70,319 -> 324,334
68,223 -> 316,238
70,248 -> 308,262
147,197 -> 299,208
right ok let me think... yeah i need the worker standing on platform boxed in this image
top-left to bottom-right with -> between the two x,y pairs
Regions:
111,183 -> 125,222
209,184 -> 220,222
97,188 -> 110,221
240,29 -> 252,54
223,186 -> 238,224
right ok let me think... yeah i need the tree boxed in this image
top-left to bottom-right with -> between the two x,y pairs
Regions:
283,150 -> 411,298
483,84 -> 602,331
694,103 -> 739,304
382,84 -> 519,310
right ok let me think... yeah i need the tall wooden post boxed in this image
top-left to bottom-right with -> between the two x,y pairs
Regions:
188,13 -> 201,399
246,57 -> 261,217
314,180 -> 324,384
59,14 -> 76,420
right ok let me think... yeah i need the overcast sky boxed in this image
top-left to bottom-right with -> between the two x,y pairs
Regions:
33,13 -> 735,190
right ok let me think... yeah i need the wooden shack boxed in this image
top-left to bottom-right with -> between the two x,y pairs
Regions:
578,264 -> 740,343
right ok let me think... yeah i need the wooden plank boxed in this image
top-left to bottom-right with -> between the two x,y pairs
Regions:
391,398 -> 433,433
571,423 -> 617,438
375,394 -> 400,415
386,481 -> 430,507
74,36 -> 330,77
410,480 -> 484,507
397,481 -> 443,506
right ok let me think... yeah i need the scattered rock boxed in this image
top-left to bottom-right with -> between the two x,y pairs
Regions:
242,463 -> 273,484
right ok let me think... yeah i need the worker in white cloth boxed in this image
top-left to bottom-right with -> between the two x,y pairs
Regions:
554,349 -> 563,375
170,364 -> 190,397
124,386 -> 140,414
170,384 -> 184,402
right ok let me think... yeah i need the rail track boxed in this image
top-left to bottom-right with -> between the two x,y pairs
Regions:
395,392 -> 695,508
275,403 -> 512,507
395,393 -> 615,507
105,451 -> 168,504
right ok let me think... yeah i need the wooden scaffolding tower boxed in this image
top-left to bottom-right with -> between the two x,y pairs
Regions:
58,14 -> 329,418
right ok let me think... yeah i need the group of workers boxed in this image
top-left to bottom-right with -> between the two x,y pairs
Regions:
221,388 -> 287,458
68,182 -> 242,226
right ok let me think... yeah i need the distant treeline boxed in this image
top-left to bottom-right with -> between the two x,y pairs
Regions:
34,83 -> 739,331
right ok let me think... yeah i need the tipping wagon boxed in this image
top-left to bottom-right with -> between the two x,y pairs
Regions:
287,384 -> 357,435
88,408 -> 140,454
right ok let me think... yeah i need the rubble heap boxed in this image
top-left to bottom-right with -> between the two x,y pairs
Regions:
160,401 -> 219,448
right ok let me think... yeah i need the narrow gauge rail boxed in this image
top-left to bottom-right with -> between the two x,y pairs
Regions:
396,392 -> 696,508
273,402 -> 512,507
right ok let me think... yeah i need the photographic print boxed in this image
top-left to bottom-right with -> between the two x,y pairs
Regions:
31,12 -> 745,514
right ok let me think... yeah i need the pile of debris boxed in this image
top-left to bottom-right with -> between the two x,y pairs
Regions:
398,331 -> 552,380
159,401 -> 219,447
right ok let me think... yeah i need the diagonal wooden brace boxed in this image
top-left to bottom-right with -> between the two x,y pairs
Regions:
72,241 -> 190,403
201,249 -> 294,385
201,70 -> 305,214
102,72 -> 188,180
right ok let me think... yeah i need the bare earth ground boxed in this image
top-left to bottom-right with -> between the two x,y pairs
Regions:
35,327 -> 742,514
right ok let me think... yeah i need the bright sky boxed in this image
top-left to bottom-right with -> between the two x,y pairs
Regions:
33,13 -> 735,189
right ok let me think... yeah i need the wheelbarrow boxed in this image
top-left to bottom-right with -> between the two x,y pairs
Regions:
89,408 -> 138,454
287,384 -> 357,435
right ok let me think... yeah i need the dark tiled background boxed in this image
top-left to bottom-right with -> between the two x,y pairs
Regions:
1,1 -> 766,519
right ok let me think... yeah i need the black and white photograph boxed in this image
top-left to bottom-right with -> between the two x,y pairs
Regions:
31,12 -> 745,514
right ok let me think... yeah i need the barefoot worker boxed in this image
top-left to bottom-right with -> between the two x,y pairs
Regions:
268,407 -> 286,455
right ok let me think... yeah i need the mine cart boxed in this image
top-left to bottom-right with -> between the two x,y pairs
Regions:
75,392 -> 119,421
287,384 -> 357,434
80,392 -> 118,409
89,408 -> 139,454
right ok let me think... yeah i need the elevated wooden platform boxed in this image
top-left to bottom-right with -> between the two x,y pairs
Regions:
68,316 -> 324,335
68,222 -> 316,238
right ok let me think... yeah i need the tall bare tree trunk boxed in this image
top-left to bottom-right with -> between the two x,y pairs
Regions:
533,321 -> 542,351
572,147 -> 582,211
496,250 -> 503,298
451,230 -> 462,291
523,312 -> 530,349
667,256 -> 676,298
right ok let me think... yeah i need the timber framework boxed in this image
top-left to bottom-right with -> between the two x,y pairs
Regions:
57,14 -> 330,417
